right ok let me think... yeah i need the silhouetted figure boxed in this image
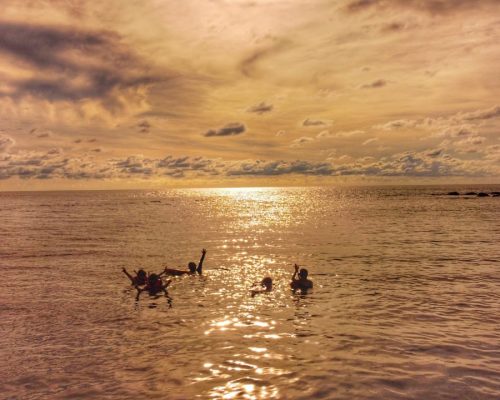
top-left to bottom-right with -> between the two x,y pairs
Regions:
291,264 -> 313,293
122,267 -> 147,286
251,277 -> 273,297
136,273 -> 171,300
164,249 -> 207,276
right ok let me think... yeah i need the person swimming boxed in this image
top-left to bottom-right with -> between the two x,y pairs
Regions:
136,273 -> 171,299
163,248 -> 207,276
122,267 -> 148,286
251,277 -> 273,297
290,264 -> 313,292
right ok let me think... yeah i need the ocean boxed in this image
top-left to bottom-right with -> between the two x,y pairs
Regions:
0,186 -> 499,399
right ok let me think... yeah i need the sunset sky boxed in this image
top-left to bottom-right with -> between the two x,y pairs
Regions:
1,0 -> 499,190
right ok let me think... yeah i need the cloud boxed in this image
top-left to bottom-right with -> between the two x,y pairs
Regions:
360,79 -> 387,89
435,124 -> 478,138
426,148 -> 443,157
380,21 -> 410,33
459,105 -> 500,121
334,130 -> 365,138
247,102 -> 273,114
345,0 -> 500,14
0,21 -> 162,108
227,160 -> 335,176
0,135 -> 15,152
376,119 -> 417,130
29,129 -> 53,138
137,120 -> 151,134
316,130 -> 333,139
302,118 -> 331,127
375,105 -> 500,137
239,38 -> 291,78
1,146 -> 497,181
204,122 -> 246,137
290,136 -> 314,147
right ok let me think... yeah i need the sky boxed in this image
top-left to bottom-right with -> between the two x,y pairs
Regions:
0,0 -> 499,190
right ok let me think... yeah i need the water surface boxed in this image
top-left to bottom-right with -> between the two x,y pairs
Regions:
1,186 -> 499,399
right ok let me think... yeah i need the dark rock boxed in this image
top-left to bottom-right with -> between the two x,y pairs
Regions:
465,192 -> 477,195
492,193 -> 500,197
447,191 -> 460,196
490,191 -> 500,196
477,192 -> 489,197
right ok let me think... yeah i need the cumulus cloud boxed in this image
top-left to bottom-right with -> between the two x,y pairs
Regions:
247,102 -> 273,114
1,146 -> 498,181
227,160 -> 335,176
204,122 -> 246,137
458,105 -> 500,121
435,124 -> 478,138
375,105 -> 500,136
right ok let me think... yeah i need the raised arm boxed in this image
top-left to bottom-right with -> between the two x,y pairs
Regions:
197,249 -> 207,274
291,264 -> 299,281
122,267 -> 134,283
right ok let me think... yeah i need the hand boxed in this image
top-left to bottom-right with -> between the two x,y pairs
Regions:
294,264 -> 299,272
122,267 -> 127,273
202,248 -> 207,255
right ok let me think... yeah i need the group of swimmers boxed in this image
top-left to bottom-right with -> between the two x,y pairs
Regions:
122,248 -> 207,299
122,248 -> 313,299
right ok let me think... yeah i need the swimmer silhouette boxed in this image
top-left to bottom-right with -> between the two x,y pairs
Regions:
122,267 -> 147,286
251,277 -> 273,297
291,264 -> 313,293
163,248 -> 207,276
135,273 -> 171,300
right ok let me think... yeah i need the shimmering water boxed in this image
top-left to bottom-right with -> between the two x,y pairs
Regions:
1,186 -> 499,400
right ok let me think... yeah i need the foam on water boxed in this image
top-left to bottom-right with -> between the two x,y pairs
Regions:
0,186 -> 499,399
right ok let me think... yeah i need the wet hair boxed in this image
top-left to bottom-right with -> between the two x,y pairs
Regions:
188,261 -> 197,272
261,277 -> 273,290
148,274 -> 159,284
299,268 -> 308,279
137,269 -> 146,277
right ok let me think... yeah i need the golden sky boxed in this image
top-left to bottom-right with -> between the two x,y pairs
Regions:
1,0 -> 499,190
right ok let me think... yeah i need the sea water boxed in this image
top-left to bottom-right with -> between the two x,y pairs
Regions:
0,186 -> 499,399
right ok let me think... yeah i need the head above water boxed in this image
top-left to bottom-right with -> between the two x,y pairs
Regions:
261,277 -> 273,290
137,269 -> 146,278
148,273 -> 159,284
188,261 -> 197,272
299,268 -> 308,279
